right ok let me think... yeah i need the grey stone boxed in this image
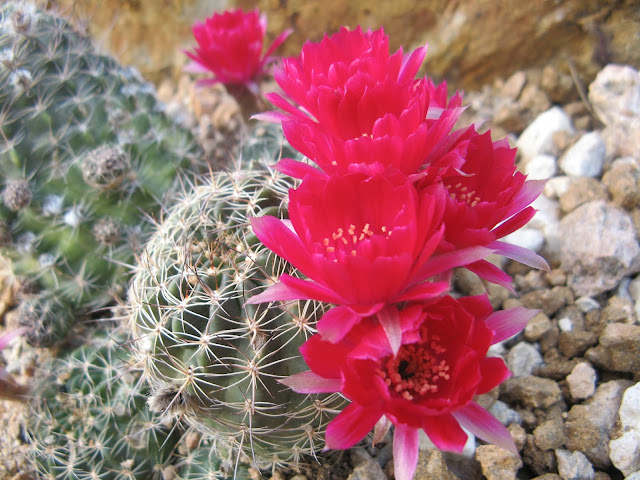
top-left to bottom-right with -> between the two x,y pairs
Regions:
559,131 -> 606,177
558,201 -> 640,296
603,157 -> 640,209
524,312 -> 552,341
610,382 -> 640,476
413,449 -> 461,480
347,458 -> 388,480
589,323 -> 640,373
564,380 -> 633,469
507,342 -> 544,377
559,177 -> 609,214
475,445 -> 522,480
501,376 -> 562,409
533,420 -> 567,451
589,65 -> 640,158
517,107 -> 575,160
566,362 -> 597,400
555,449 -> 595,480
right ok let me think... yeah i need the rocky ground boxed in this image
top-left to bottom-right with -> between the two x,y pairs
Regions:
1,62 -> 640,480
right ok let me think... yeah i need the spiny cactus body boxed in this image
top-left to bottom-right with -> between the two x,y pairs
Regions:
0,1 -> 203,345
27,331 -> 181,480
127,167 -> 344,471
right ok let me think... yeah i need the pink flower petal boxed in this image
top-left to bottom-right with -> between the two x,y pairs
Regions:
263,28 -> 293,61
486,307 -> 539,344
505,179 -> 547,218
251,111 -> 287,123
452,402 -> 518,454
393,280 -> 449,303
413,245 -> 495,282
491,207 -> 536,239
273,158 -> 325,180
476,357 -> 512,394
250,215 -> 316,276
398,44 -> 428,85
465,260 -> 515,291
421,413 -> 468,453
0,328 -> 27,351
490,240 -> 550,272
377,305 -> 402,356
317,306 -> 363,343
325,403 -> 381,450
246,274 -> 345,305
279,371 -> 342,393
372,415 -> 392,446
393,424 -> 420,480
264,92 -> 310,119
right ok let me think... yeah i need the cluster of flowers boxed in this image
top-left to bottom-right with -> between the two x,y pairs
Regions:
244,26 -> 549,480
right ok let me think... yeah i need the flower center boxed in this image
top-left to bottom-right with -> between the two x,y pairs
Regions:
445,182 -> 480,207
322,223 -> 391,261
378,332 -> 450,401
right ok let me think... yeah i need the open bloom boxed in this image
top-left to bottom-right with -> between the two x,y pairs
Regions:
417,127 -> 549,286
283,296 -> 537,480
259,26 -> 464,177
248,166 -> 496,343
184,8 -> 291,93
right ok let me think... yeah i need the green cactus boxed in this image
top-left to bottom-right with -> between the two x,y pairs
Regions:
26,330 -> 181,480
127,166 -> 345,471
0,1 -> 203,345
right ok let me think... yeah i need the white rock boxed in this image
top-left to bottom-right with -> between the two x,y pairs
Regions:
528,195 -> 560,232
558,316 -> 574,332
610,382 -> 640,475
526,154 -> 557,180
625,471 -> 640,480
629,275 -> 640,323
555,449 -> 595,480
503,228 -> 545,253
589,65 -> 640,126
589,65 -> 640,158
488,400 -> 522,426
544,175 -> 572,199
575,296 -> 601,313
507,342 -> 544,377
559,131 -> 606,177
566,362 -> 597,400
517,106 -> 575,161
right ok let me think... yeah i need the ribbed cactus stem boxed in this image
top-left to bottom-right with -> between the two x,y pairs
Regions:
0,0 -> 204,345
127,165 -> 345,470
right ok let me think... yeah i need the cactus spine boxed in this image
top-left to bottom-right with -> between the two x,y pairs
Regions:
0,1 -> 203,345
26,331 -> 181,480
127,165 -> 345,470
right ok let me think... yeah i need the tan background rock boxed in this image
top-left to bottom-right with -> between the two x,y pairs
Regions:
47,0 -> 640,90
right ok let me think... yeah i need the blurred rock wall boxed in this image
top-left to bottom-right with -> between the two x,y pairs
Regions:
47,0 -> 639,89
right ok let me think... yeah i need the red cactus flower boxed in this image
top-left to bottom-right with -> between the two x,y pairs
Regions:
257,26 -> 464,177
416,127 -> 549,287
184,8 -> 291,94
248,167 -> 494,343
282,296 -> 537,480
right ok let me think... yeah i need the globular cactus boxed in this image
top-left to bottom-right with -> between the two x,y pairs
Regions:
127,166 -> 345,471
26,331 -> 181,480
0,1 -> 203,345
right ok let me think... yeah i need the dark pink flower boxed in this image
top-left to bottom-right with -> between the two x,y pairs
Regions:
248,168 -> 493,342
283,296 -> 537,480
257,26 -> 464,177
416,127 -> 549,286
184,8 -> 291,93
